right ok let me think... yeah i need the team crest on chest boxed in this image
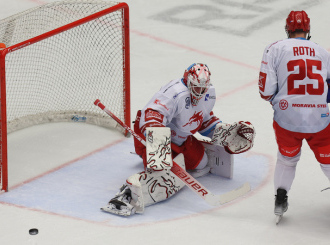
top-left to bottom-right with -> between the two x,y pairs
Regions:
183,111 -> 204,134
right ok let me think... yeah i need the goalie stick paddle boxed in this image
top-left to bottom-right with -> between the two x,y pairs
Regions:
94,99 -> 251,206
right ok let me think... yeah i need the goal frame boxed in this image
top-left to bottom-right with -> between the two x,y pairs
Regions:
0,2 -> 130,192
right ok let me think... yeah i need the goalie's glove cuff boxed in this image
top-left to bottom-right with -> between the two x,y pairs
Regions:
237,121 -> 255,143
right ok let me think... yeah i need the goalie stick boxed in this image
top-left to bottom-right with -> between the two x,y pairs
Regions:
94,99 -> 251,206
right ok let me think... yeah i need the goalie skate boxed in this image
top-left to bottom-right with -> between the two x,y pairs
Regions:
101,185 -> 136,216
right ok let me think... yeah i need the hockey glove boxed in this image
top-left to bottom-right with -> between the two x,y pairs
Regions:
211,121 -> 255,154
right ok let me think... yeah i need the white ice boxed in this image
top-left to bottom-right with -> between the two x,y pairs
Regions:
1,0 -> 330,244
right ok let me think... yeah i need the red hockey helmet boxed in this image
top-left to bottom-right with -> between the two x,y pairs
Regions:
183,63 -> 211,105
285,10 -> 310,34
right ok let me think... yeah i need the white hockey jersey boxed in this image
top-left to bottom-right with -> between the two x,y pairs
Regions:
139,78 -> 221,146
259,38 -> 330,133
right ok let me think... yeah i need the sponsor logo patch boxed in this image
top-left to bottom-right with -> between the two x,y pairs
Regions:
279,99 -> 288,110
205,94 -> 216,101
258,72 -> 267,92
154,99 -> 169,111
71,115 -> 86,122
185,97 -> 190,109
145,109 -> 164,123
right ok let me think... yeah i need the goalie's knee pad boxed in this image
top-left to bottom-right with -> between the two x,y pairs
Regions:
126,153 -> 186,213
195,151 -> 208,170
187,152 -> 210,178
320,163 -> 330,180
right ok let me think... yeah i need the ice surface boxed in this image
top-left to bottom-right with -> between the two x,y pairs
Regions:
1,0 -> 330,244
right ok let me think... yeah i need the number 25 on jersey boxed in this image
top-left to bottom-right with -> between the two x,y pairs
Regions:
287,59 -> 324,95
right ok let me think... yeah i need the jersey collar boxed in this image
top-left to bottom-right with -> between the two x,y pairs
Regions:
181,78 -> 187,87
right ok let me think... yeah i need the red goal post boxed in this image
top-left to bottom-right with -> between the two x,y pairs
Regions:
0,1 -> 130,191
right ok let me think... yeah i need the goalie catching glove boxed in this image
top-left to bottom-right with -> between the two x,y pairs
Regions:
211,121 -> 255,154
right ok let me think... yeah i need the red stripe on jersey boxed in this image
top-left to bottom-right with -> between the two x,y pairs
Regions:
199,112 -> 220,132
145,108 -> 164,123
258,71 -> 267,92
259,92 -> 273,101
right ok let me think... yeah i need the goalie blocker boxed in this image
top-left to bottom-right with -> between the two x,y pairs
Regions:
146,127 -> 173,171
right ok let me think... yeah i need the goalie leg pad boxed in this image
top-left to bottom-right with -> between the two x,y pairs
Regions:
126,153 -> 186,213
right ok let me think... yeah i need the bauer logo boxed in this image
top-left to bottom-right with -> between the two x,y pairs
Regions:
71,115 -> 87,122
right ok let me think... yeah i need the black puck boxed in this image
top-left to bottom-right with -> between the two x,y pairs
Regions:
29,228 -> 38,235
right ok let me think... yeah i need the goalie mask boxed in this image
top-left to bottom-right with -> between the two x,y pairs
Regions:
183,63 -> 211,106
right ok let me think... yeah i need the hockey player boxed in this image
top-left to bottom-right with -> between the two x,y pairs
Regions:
102,63 -> 255,216
259,10 -> 330,223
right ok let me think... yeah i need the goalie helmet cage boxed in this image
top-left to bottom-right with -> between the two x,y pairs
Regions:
0,0 -> 130,192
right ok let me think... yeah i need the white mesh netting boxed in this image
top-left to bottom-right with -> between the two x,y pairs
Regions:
0,0 -> 129,134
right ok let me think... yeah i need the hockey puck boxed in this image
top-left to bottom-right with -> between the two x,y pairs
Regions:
29,228 -> 38,235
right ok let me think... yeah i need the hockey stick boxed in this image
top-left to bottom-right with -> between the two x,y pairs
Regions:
94,99 -> 250,206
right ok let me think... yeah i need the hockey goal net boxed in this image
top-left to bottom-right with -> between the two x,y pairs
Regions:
0,0 -> 130,191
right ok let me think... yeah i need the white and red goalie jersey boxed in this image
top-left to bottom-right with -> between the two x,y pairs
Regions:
139,78 -> 221,146
259,38 -> 330,133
